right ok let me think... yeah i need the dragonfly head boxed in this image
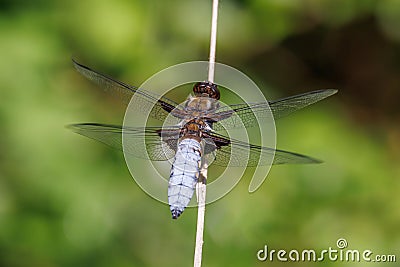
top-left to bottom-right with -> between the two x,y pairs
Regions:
193,81 -> 220,100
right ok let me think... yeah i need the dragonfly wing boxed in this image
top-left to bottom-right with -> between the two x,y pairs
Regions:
268,89 -> 338,119
205,132 -> 322,167
271,149 -> 322,165
212,89 -> 338,131
72,60 -> 181,124
67,123 -> 179,161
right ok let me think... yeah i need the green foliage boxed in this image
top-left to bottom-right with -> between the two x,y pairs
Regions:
0,0 -> 399,266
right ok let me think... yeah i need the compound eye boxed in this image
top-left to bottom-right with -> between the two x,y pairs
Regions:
193,81 -> 220,100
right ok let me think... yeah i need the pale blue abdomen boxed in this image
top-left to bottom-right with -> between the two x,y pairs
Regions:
168,138 -> 202,219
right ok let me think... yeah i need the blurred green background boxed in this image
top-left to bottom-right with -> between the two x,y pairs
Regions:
1,0 -> 399,266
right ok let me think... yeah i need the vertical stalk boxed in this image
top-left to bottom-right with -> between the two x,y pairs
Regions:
194,1 -> 219,266
207,0 -> 219,84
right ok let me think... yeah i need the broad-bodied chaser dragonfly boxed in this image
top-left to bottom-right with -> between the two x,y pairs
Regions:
69,60 -> 337,219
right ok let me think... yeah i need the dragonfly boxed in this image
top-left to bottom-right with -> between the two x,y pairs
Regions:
69,60 -> 337,219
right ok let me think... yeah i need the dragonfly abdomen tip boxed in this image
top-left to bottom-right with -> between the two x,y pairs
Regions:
171,208 -> 183,219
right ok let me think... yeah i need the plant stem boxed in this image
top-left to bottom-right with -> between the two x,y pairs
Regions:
194,0 -> 219,265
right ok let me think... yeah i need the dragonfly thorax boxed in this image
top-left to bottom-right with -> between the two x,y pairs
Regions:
184,95 -> 220,113
180,119 -> 210,142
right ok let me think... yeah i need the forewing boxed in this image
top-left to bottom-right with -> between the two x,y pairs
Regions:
67,123 -> 180,161
72,60 -> 180,123
213,89 -> 337,131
